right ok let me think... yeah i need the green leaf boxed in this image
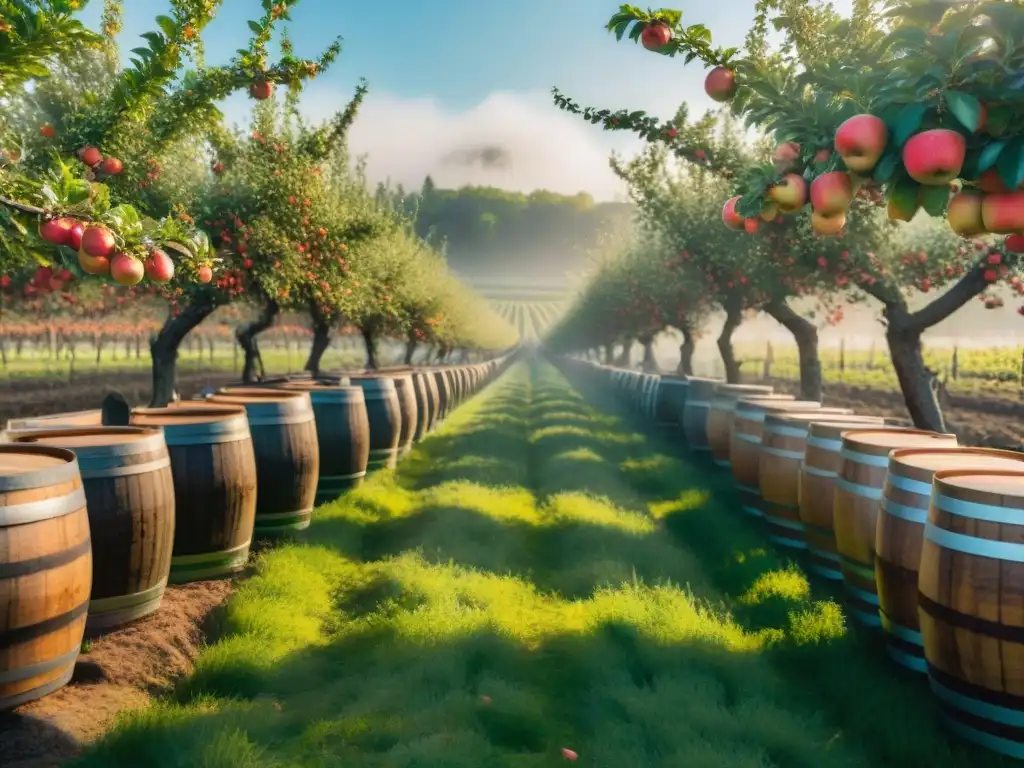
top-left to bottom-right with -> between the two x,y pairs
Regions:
887,176 -> 920,212
984,105 -> 1013,137
894,103 -> 929,146
628,23 -> 643,42
977,140 -> 1006,173
155,16 -> 177,38
872,152 -> 901,184
65,180 -> 91,205
996,138 -> 1024,190
920,185 -> 948,216
944,90 -> 983,132
248,20 -> 264,35
613,19 -> 630,40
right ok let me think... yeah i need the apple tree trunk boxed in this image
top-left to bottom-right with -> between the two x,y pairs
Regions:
677,325 -> 696,376
639,334 -> 658,373
150,299 -> 217,407
361,325 -> 379,370
236,297 -> 279,383
303,302 -> 333,377
717,296 -> 743,384
614,339 -> 633,367
765,300 -> 822,401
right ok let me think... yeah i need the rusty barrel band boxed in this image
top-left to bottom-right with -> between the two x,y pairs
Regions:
0,487 -> 87,526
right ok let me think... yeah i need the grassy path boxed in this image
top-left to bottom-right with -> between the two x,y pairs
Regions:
76,359 -> 1004,767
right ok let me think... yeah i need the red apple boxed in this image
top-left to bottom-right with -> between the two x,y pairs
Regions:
834,114 -> 888,173
144,249 -> 175,283
769,174 -> 808,211
977,169 -> 1009,193
1005,234 -> 1024,253
81,225 -> 116,258
110,253 -> 144,285
80,146 -> 103,167
722,196 -> 744,230
981,192 -> 1024,234
100,157 -> 123,175
39,124 -> 55,138
249,81 -> 274,100
78,249 -> 111,275
704,67 -> 737,103
902,129 -> 966,185
811,210 -> 846,235
39,217 -> 74,245
640,22 -> 672,51
773,142 -> 801,171
947,191 -> 986,236
67,220 -> 85,250
810,171 -> 854,215
744,218 -> 760,234
198,265 -> 213,283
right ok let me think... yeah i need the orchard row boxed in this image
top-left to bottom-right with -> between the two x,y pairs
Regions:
546,1 -> 1024,435
1,0 -> 517,405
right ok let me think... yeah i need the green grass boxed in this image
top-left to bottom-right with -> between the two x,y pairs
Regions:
72,358 -> 1009,767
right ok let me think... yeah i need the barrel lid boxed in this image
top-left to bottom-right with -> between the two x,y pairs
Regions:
736,397 -> 811,414
349,375 -> 398,390
9,426 -> 161,448
841,429 -> 957,455
713,383 -> 773,397
0,446 -> 74,475
7,409 -> 103,429
131,405 -> 246,426
278,380 -> 361,393
934,469 -> 1024,502
807,419 -> 898,440
890,447 -> 1024,476
211,388 -> 310,404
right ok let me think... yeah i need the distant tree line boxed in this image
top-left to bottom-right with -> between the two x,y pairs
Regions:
374,177 -> 633,280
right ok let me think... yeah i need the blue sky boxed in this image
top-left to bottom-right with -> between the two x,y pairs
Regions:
76,0 -> 847,199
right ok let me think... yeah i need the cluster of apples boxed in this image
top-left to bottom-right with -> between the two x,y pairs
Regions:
639,22 -> 738,104
38,217 -> 175,286
78,145 -> 124,177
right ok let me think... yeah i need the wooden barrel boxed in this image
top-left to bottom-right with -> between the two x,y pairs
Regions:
0,445 -> 91,709
390,374 -> 418,457
433,369 -> 452,424
129,406 -> 257,584
420,370 -> 441,435
207,389 -> 319,535
645,375 -> 661,417
681,378 -> 722,451
728,398 -> 831,521
653,375 -> 687,428
707,384 -> 775,466
9,428 -> 174,632
6,410 -> 103,433
834,429 -> 958,628
877,448 -> 1024,674
796,418 -> 894,579
411,371 -> 434,440
919,469 -> 1024,758
348,376 -> 402,471
277,382 -> 370,501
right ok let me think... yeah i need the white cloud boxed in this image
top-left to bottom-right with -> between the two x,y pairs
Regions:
219,85 -> 642,201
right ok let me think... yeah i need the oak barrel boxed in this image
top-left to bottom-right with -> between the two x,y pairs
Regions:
653,375 -> 688,428
433,369 -> 452,425
834,429 -> 958,628
208,389 -> 319,535
877,448 -> 1024,673
681,378 -> 724,452
0,446 -> 91,709
349,375 -> 402,470
796,418 -> 892,579
706,384 -> 774,466
920,469 -> 1024,758
277,382 -> 371,501
6,410 -> 103,434
390,374 -> 419,457
9,428 -> 174,632
412,371 -> 436,440
130,407 -> 257,584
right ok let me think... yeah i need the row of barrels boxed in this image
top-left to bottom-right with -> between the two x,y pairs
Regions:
557,358 -> 1024,760
0,357 -> 512,711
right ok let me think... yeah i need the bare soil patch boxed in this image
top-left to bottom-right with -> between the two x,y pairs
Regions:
0,580 -> 233,768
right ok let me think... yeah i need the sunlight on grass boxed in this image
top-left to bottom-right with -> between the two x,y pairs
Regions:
545,492 -> 655,535
739,568 -> 811,607
529,424 -> 644,446
648,489 -> 710,520
550,447 -> 605,464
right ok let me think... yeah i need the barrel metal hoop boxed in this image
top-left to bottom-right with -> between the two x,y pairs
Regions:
764,424 -> 810,438
0,599 -> 89,650
881,497 -> 928,524
734,483 -> 760,496
0,646 -> 80,684
78,457 -> 171,480
90,578 -> 167,613
735,409 -> 767,422
763,515 -> 804,531
369,448 -> 398,456
934,491 -> 1024,525
257,508 -> 314,521
925,522 -> 1024,562
840,447 -> 892,467
68,431 -> 166,458
880,611 -> 923,645
929,676 -> 1024,728
712,459 -> 731,468
886,645 -> 927,673
840,555 -> 877,582
806,436 -> 842,452
171,539 -> 251,566
245,415 -> 315,427
802,465 -> 837,479
162,419 -> 250,446
887,472 -> 935,496
942,716 -> 1024,758
686,400 -> 710,408
761,446 -> 805,460
843,581 -> 880,605
0,455 -> 81,492
0,487 -> 87,526
808,546 -> 841,563
735,433 -> 761,445
835,476 -> 884,501
320,471 -> 367,482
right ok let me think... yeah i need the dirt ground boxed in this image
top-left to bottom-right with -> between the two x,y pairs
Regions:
0,580 -> 234,768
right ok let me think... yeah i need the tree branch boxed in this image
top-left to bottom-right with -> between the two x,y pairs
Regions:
906,261 -> 991,333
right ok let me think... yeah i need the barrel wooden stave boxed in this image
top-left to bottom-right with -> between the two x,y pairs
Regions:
210,389 -> 320,535
919,470 -> 1024,758
349,376 -> 402,470
130,407 -> 257,584
654,375 -> 688,429
706,384 -> 775,466
9,428 -> 176,632
411,372 -> 433,440
0,447 -> 92,709
795,418 -> 892,578
390,375 -> 419,457
877,449 -> 1024,673
681,378 -> 723,452
833,429 -> 958,628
